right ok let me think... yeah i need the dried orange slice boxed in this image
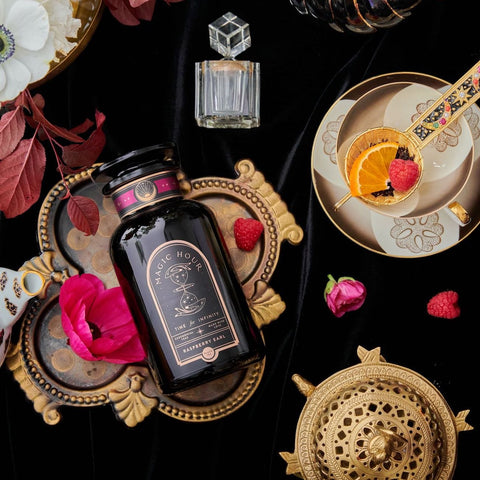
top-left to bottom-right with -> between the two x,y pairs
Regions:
348,141 -> 399,197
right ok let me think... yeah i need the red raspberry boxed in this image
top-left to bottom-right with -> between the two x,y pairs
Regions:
233,218 -> 264,251
427,290 -> 460,319
388,158 -> 420,192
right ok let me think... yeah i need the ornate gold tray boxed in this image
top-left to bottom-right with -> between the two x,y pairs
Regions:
6,160 -> 303,426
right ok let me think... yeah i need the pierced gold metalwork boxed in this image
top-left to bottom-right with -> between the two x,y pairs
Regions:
6,161 -> 303,425
280,346 -> 472,480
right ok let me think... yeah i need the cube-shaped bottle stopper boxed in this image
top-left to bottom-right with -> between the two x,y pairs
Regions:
208,12 -> 251,59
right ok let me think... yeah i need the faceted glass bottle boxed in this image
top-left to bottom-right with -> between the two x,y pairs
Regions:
195,12 -> 260,128
92,143 -> 265,394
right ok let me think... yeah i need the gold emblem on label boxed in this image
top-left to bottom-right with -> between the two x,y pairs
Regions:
134,180 -> 157,202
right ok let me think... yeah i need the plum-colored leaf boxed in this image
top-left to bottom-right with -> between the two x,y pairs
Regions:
0,138 -> 46,218
67,195 -> 100,236
0,107 -> 26,158
61,111 -> 106,173
26,93 -> 84,143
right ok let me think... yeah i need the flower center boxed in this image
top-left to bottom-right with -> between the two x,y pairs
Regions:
0,24 -> 15,64
88,321 -> 102,340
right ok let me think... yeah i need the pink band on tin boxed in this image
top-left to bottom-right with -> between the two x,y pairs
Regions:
112,172 -> 181,218
114,190 -> 137,211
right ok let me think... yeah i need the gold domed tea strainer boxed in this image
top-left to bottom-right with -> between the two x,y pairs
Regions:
334,60 -> 480,211
280,346 -> 473,480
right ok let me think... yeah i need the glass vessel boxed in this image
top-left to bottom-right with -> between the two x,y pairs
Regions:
92,143 -> 265,394
195,12 -> 260,129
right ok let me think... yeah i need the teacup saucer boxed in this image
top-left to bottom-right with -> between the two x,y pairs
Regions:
311,72 -> 480,258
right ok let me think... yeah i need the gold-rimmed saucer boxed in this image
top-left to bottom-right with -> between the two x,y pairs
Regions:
311,72 -> 480,258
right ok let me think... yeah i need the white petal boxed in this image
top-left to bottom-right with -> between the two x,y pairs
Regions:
0,0 -> 15,24
15,33 -> 55,83
40,0 -> 81,54
0,66 -> 6,92
7,0 -> 50,51
0,57 -> 30,103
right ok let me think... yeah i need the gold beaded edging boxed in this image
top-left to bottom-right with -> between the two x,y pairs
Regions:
191,178 -> 278,282
156,358 -> 265,422
37,168 -> 94,253
187,159 -> 304,298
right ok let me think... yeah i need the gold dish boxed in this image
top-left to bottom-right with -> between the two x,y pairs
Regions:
280,346 -> 473,480
30,0 -> 104,88
5,160 -> 303,425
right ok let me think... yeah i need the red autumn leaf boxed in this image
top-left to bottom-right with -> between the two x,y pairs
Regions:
104,0 -> 155,25
30,92 -> 46,111
0,107 -> 26,158
61,111 -> 106,173
0,137 -> 46,218
134,0 -> 157,19
130,0 -> 151,7
13,90 -> 28,109
26,93 -> 84,143
69,118 -> 94,135
67,195 -> 100,236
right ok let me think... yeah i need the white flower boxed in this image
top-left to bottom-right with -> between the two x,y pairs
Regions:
0,0 -> 56,103
39,0 -> 80,61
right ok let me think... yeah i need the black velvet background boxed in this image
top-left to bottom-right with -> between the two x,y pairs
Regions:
1,0 -> 479,478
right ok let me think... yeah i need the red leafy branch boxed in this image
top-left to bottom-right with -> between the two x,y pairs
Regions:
0,90 -> 105,235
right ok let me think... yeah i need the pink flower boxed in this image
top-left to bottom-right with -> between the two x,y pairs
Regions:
324,274 -> 366,318
59,274 -> 146,364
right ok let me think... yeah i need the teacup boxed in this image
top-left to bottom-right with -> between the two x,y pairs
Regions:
334,61 -> 480,225
0,267 -> 45,367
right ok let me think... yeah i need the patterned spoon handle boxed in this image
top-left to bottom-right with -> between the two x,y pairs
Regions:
406,60 -> 480,149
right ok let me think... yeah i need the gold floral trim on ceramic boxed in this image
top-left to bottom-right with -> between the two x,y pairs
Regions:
389,214 -> 444,254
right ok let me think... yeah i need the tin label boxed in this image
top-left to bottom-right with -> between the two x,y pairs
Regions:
112,172 -> 180,218
147,240 -> 239,365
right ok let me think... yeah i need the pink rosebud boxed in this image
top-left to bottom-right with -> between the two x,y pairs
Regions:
59,273 -> 146,364
324,274 -> 366,318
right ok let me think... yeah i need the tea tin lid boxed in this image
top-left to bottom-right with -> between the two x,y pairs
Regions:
92,142 -> 179,195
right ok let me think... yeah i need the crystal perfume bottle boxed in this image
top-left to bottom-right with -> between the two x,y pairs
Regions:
195,12 -> 260,129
